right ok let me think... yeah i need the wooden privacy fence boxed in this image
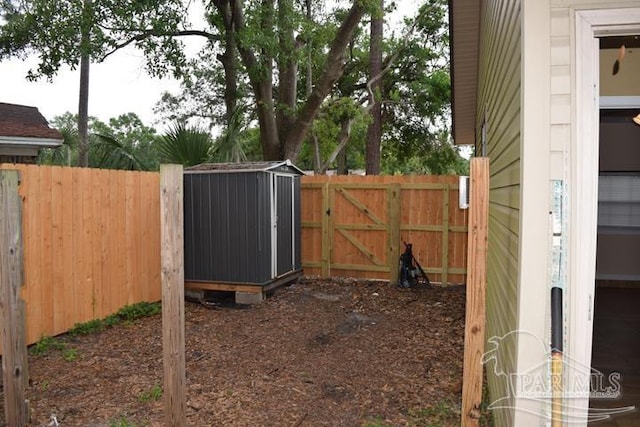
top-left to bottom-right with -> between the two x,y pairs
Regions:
0,164 -> 161,348
1,165 -> 467,349
301,175 -> 468,284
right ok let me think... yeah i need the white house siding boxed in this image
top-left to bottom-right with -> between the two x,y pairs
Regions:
476,0 -> 522,425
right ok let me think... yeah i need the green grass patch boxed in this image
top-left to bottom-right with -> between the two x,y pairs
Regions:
69,318 -> 105,335
363,416 -> 393,427
30,302 -> 160,358
67,302 -> 161,337
407,401 -> 460,426
117,302 -> 161,321
30,335 -> 66,356
137,384 -> 163,403
365,401 -> 464,427
109,416 -> 143,427
62,347 -> 79,362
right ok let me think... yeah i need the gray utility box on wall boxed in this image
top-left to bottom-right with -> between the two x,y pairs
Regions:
183,161 -> 304,296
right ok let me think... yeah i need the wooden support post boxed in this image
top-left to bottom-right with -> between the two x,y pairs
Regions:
160,164 -> 186,426
321,182 -> 331,278
387,184 -> 401,284
461,158 -> 489,427
0,170 -> 29,426
441,184 -> 450,285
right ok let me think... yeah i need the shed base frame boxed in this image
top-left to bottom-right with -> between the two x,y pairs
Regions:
185,270 -> 302,303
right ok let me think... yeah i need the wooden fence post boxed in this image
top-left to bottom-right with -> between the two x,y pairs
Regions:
160,164 -> 186,426
461,158 -> 489,426
387,184 -> 401,284
321,181 -> 331,278
441,184 -> 450,285
0,170 -> 29,426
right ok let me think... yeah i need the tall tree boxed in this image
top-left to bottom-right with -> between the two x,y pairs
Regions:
365,0 -> 383,175
154,0 -> 454,174
77,0 -> 92,167
0,0 -> 370,162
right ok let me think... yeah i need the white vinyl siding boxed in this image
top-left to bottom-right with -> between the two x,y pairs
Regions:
477,1 -> 522,425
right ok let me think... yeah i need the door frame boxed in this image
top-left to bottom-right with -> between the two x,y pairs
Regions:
572,7 -> 640,424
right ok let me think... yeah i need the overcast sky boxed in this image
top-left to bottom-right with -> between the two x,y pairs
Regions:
0,1 -> 419,130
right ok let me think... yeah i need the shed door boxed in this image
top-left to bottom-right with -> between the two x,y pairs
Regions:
273,174 -> 296,276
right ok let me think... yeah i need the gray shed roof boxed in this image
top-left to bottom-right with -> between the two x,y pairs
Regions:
185,160 -> 305,175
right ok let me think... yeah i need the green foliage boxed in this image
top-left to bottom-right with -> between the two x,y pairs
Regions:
4,0 -> 454,173
104,313 -> 122,327
62,347 -> 79,362
30,335 -> 79,362
39,112 -> 159,170
116,302 -> 161,321
69,319 -> 104,336
0,0 -> 193,80
156,122 -> 214,167
67,302 -> 160,338
30,335 -> 65,356
29,302 -> 159,364
210,104 -> 258,163
137,384 -> 163,403
363,416 -> 393,427
296,97 -> 369,172
109,416 -> 142,427
381,133 -> 469,176
406,401 -> 459,427
365,401 -> 464,427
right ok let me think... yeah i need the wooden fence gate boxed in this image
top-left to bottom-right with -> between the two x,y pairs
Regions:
301,175 -> 468,284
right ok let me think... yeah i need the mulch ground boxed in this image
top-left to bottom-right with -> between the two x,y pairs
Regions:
12,277 -> 473,426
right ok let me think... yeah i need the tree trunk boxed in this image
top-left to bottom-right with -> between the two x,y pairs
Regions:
77,0 -> 91,168
282,1 -> 367,162
214,0 -> 238,125
276,0 -> 297,149
231,0 -> 366,162
337,146 -> 347,175
365,0 -> 383,175
230,0 -> 280,160
305,0 -> 323,172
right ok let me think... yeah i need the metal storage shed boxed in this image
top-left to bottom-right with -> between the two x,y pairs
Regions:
183,160 -> 304,302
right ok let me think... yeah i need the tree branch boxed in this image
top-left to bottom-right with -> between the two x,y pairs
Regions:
319,118 -> 352,174
101,29 -> 220,60
364,4 -> 433,114
283,0 -> 367,160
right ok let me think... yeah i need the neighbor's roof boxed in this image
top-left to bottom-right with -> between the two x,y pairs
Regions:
449,0 -> 480,146
0,102 -> 63,145
186,160 -> 305,175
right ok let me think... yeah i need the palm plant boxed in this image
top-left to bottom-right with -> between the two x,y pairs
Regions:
155,122 -> 214,167
211,105 -> 248,163
38,128 -> 151,170
37,126 -> 78,166
90,133 -> 152,171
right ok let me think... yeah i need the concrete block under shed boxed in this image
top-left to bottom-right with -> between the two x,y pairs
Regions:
185,288 -> 205,302
235,291 -> 266,304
